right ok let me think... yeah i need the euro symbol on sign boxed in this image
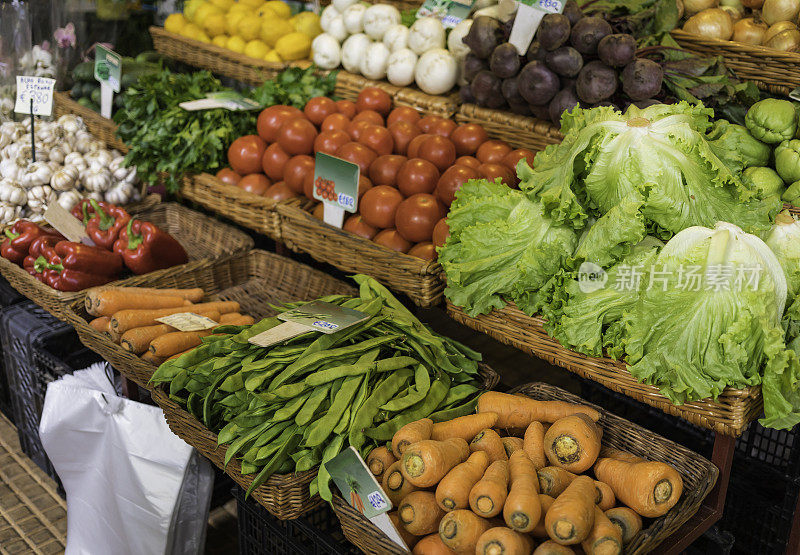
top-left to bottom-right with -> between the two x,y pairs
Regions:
577,261 -> 607,293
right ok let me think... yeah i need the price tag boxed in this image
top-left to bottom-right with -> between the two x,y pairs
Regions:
43,203 -> 94,245
249,300 -> 368,347
312,153 -> 360,228
95,45 -> 121,119
14,76 -> 55,117
155,312 -> 219,331
509,0 -> 565,55
416,0 -> 475,28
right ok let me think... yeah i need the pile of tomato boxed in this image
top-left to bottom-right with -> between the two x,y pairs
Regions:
218,87 -> 535,260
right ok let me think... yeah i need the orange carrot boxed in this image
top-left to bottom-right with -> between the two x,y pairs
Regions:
389,512 -> 419,550
537,467 -> 577,498
544,475 -> 596,545
412,533 -> 455,555
543,414 -> 602,473
532,494 -> 556,538
149,329 -> 214,358
533,540 -> 575,554
523,421 -> 547,470
605,507 -> 642,544
401,438 -> 470,488
439,510 -> 493,554
110,301 -> 239,332
383,461 -> 419,507
87,290 -> 190,317
503,450 -> 542,533
581,506 -> 622,555
367,446 -> 397,482
89,316 -> 111,333
502,437 -> 524,457
470,429 -> 508,463
431,412 -> 499,442
85,287 -> 204,311
399,491 -> 446,536
600,447 -> 642,463
436,450 -> 489,511
594,481 -> 616,511
393,418 -> 434,457
222,315 -> 255,326
469,460 -> 509,518
478,392 -> 600,428
475,526 -> 535,555
140,351 -> 165,365
593,455 -> 683,518
121,323 -> 171,354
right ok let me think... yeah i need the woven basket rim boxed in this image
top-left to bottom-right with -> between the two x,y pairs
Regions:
671,29 -> 800,60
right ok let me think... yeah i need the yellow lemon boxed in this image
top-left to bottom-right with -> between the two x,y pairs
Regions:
203,12 -> 227,36
255,5 -> 278,18
184,0 -> 205,22
237,15 -> 263,40
164,13 -> 187,34
209,0 -> 235,10
291,12 -> 322,38
180,22 -> 203,38
264,49 -> 283,62
263,1 -> 291,19
260,17 -> 293,47
244,39 -> 270,59
193,2 -> 222,25
212,34 -> 229,47
238,0 -> 265,8
196,30 -> 212,43
225,10 -> 250,35
226,35 -> 247,53
227,3 -> 252,15
274,32 -> 311,61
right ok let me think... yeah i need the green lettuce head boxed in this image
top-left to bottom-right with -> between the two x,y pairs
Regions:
743,166 -> 785,199
745,98 -> 798,144
766,211 -> 800,299
775,139 -> 800,184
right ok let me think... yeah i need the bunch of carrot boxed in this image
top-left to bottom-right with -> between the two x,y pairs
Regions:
365,391 -> 684,555
85,286 -> 255,364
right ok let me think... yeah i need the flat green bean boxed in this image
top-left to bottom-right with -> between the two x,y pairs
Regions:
316,434 -> 345,502
295,383 -> 331,426
349,367 -> 413,450
305,375 -> 363,447
273,391 -> 311,421
365,372 -> 450,441
304,355 -> 417,386
380,364 -> 430,411
245,433 -> 301,496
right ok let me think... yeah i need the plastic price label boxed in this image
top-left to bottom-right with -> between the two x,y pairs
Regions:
312,152 -> 360,228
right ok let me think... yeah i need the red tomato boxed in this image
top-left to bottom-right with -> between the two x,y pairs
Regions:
336,100 -> 357,119
395,193 -> 445,243
418,115 -> 447,133
397,158 -> 440,196
432,218 -> 449,248
277,118 -> 318,156
237,173 -> 271,195
418,135 -> 456,172
304,97 -> 338,126
387,106 -> 420,127
356,88 -> 392,117
406,133 -> 432,159
360,185 -> 404,229
450,124 -> 490,156
388,121 -> 421,156
257,105 -> 304,142
216,168 -> 241,186
436,164 -> 481,206
477,140 -> 513,164
321,113 -> 350,133
314,130 -> 350,155
358,174 -> 373,198
283,155 -> 315,194
428,118 -> 457,138
261,143 -> 290,181
263,181 -> 299,201
369,154 -> 407,186
479,162 -> 515,186
346,120 -> 371,141
359,125 -> 394,156
408,242 -> 437,261
373,229 -> 412,253
343,214 -> 378,240
455,156 -> 481,169
502,148 -> 536,171
353,110 -> 384,127
303,172 -> 316,199
336,142 -> 377,175
312,202 -> 325,219
228,135 -> 266,175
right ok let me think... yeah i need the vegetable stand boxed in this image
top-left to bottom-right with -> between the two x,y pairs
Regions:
53,92 -> 127,153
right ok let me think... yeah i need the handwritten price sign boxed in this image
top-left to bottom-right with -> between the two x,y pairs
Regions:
14,76 -> 55,117
535,0 -> 563,12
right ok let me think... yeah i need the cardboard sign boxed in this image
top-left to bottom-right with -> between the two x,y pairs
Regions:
416,0 -> 475,28
312,153 -> 360,228
14,76 -> 55,117
509,0 -> 565,55
180,92 -> 262,111
43,203 -> 94,245
248,300 -> 368,347
155,312 -> 219,332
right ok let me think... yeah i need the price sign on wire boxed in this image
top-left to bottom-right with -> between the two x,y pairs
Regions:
509,0 -> 565,55
14,76 -> 55,117
312,152 -> 360,228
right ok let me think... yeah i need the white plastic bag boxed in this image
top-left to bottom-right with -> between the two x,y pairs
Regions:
39,362 -> 212,555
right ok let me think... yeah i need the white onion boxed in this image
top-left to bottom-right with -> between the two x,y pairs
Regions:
764,28 -> 800,50
764,20 -> 798,43
733,17 -> 768,43
762,0 -> 800,25
721,5 -> 743,20
683,8 -> 734,40
683,0 -> 719,15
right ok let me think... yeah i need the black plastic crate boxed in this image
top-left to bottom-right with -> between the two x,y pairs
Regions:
736,422 -> 800,476
685,526 -> 735,555
0,275 -> 25,423
0,301 -> 101,484
234,487 -> 359,555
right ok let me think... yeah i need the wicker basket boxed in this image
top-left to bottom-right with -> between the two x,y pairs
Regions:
335,70 -> 459,118
53,90 -> 127,153
277,201 -> 445,308
179,173 -> 288,240
456,104 -> 564,151
332,382 -> 718,555
150,26 -> 291,86
446,301 -> 763,437
0,202 -> 253,322
671,30 -> 800,97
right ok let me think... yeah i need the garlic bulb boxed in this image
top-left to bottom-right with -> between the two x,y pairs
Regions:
0,202 -> 22,225
50,167 -> 78,191
82,166 -> 112,192
57,114 -> 83,134
85,149 -> 113,168
26,185 -> 57,213
20,161 -> 53,188
0,178 -> 26,205
0,158 -> 24,181
64,152 -> 86,171
105,182 -> 139,205
57,190 -> 82,212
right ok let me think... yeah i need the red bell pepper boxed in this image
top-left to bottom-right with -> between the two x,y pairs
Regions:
23,235 -> 63,281
34,240 -> 123,291
113,219 -> 188,275
71,198 -> 112,225
85,199 -> 130,250
1,221 -> 62,266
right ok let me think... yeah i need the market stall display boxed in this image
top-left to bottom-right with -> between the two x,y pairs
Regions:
53,92 -> 127,153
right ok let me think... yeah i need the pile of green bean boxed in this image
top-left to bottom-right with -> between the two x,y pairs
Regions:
150,276 -> 485,499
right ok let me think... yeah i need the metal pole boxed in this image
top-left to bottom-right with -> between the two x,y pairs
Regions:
30,97 -> 35,163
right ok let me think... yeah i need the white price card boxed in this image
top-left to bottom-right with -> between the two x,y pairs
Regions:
156,312 -> 219,332
14,76 -> 55,117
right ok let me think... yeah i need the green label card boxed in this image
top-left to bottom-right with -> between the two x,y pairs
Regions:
416,0 -> 475,28
327,447 -> 392,518
95,45 -> 122,93
278,300 -> 368,334
312,153 -> 359,213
